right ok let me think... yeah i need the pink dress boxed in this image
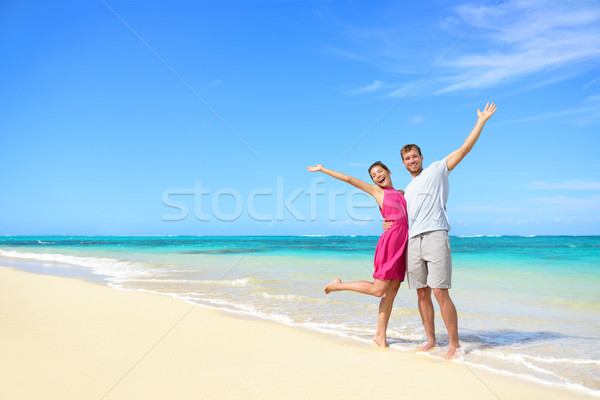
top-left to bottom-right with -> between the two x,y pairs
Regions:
373,188 -> 408,281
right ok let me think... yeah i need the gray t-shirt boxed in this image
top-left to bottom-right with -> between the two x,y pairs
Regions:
404,157 -> 451,238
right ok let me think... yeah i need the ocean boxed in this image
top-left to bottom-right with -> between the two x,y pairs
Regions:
1,235 -> 598,396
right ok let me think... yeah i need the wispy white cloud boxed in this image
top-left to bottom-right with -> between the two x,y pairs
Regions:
332,218 -> 375,226
410,115 -> 423,124
326,0 -> 600,95
385,82 -> 422,98
583,76 -> 600,90
437,0 -> 600,93
453,193 -> 600,214
585,94 -> 600,102
325,45 -> 367,63
489,215 -> 600,226
452,203 -> 522,214
530,180 -> 600,190
532,195 -> 600,211
498,105 -> 599,124
346,80 -> 383,95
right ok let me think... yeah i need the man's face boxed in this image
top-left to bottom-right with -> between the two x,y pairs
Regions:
402,148 -> 423,175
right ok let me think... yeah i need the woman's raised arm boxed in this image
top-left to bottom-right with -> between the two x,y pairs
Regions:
307,164 -> 383,204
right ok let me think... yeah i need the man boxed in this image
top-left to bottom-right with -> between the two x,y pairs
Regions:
386,102 -> 497,359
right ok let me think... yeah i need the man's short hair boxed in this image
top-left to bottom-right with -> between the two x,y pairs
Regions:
401,144 -> 422,159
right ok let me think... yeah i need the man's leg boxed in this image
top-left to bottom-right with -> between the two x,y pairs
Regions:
374,279 -> 401,347
422,230 -> 457,357
433,288 -> 459,359
416,286 -> 436,351
407,235 -> 435,350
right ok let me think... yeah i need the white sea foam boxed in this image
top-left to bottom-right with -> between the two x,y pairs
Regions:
298,235 -> 330,237
459,358 -> 600,398
520,354 -> 600,366
471,349 -> 600,367
197,278 -> 250,287
0,249 -> 159,282
259,292 -> 301,301
118,278 -> 197,284
456,234 -> 529,237
468,348 -> 600,388
194,297 -> 295,324
114,277 -> 253,289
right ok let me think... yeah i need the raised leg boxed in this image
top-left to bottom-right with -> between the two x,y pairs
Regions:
324,278 -> 388,297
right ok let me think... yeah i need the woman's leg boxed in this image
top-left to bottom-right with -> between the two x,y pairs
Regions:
324,278 -> 388,297
324,278 -> 401,347
373,279 -> 401,347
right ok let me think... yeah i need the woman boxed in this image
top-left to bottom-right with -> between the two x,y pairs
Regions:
307,161 -> 408,347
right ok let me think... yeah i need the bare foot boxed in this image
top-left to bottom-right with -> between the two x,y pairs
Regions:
373,335 -> 389,347
324,279 -> 341,294
418,341 -> 436,352
444,346 -> 462,360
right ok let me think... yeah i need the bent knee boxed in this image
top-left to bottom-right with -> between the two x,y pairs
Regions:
389,280 -> 401,292
433,288 -> 451,302
417,287 -> 432,299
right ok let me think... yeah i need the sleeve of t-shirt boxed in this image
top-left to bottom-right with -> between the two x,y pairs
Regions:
432,157 -> 451,177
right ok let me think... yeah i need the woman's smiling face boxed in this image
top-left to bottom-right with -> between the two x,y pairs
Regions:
369,165 -> 392,188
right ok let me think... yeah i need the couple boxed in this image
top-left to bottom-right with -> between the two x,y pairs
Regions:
308,103 -> 497,359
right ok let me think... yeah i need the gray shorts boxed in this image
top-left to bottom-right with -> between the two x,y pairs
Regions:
407,230 -> 452,289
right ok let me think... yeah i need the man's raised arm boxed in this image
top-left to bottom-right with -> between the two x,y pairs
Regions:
446,102 -> 497,171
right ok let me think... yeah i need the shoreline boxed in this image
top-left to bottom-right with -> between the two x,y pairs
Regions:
1,265 -> 597,400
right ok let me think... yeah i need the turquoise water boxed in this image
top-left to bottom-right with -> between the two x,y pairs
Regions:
1,235 -> 599,395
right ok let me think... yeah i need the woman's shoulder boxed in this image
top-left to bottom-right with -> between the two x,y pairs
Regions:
385,187 -> 404,194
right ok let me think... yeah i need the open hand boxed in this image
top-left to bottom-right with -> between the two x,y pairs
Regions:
307,164 -> 323,172
477,102 -> 497,122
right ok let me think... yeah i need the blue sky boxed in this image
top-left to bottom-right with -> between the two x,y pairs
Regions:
1,0 -> 599,236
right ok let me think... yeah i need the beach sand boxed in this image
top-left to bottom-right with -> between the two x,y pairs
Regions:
1,266 -> 595,400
